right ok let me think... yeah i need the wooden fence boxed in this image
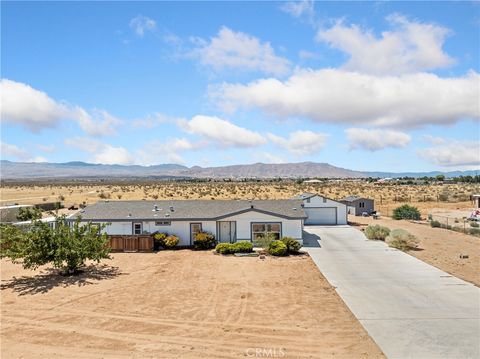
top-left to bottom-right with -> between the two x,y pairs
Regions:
108,235 -> 154,252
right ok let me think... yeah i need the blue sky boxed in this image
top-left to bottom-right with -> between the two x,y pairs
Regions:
1,1 -> 479,172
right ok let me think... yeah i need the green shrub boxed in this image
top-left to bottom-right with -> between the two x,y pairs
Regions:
281,237 -> 301,253
386,229 -> 419,251
364,225 -> 390,241
392,204 -> 421,220
430,220 -> 441,228
193,231 -> 216,250
470,222 -> 479,228
215,241 -> 254,254
233,241 -> 253,253
268,241 -> 288,256
215,243 -> 232,254
163,235 -> 179,248
153,232 -> 167,250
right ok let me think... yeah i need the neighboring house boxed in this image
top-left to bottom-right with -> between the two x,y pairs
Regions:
340,196 -> 375,216
292,193 -> 347,225
0,204 -> 34,223
13,216 -> 57,229
68,200 -> 307,246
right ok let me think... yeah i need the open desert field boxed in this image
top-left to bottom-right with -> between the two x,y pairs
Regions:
1,180 -> 478,217
1,251 -> 384,358
351,216 -> 480,287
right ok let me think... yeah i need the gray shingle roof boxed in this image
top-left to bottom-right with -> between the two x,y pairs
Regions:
341,196 -> 372,202
70,200 -> 307,221
291,192 -> 317,200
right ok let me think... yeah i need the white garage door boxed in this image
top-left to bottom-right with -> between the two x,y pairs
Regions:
305,208 -> 337,225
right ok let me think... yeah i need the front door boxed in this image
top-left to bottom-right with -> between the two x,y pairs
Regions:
218,221 -> 236,243
190,223 -> 202,245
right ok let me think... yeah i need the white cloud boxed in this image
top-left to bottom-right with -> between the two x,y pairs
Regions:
178,115 -> 267,148
316,14 -> 454,75
255,151 -> 288,164
268,130 -> 328,156
191,27 -> 290,76
93,146 -> 133,165
212,69 -> 479,128
281,1 -> 314,19
419,140 -> 480,168
129,15 -> 156,37
136,137 -> 204,165
1,141 -> 47,162
422,135 -> 446,145
345,128 -> 411,151
73,107 -> 122,136
1,79 -> 123,136
64,137 -> 133,165
0,79 -> 68,131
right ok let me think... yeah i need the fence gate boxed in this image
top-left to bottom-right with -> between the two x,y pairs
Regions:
108,235 -> 153,252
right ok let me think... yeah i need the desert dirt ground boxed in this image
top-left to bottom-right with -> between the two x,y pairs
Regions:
1,181 -> 478,218
1,251 -> 384,358
351,216 -> 480,287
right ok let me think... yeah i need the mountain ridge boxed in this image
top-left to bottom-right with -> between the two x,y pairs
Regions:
0,160 -> 477,180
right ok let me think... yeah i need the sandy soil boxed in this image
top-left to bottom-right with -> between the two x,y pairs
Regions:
1,251 -> 384,358
351,216 -> 480,287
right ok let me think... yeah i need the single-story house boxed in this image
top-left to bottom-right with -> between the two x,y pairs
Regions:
68,199 -> 307,247
292,193 -> 347,225
340,196 -> 375,216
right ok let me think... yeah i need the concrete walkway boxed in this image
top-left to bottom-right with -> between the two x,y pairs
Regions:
303,225 -> 480,359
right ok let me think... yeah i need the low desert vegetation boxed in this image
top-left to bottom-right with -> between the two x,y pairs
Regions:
392,204 -> 421,220
215,241 -> 253,254
364,225 -> 390,241
385,229 -> 419,251
268,240 -> 288,256
281,236 -> 302,253
0,216 -> 110,275
193,231 -> 216,250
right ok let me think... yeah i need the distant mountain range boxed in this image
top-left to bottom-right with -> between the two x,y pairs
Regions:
0,160 -> 477,180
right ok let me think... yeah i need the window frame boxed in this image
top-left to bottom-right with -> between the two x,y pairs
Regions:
251,222 -> 282,242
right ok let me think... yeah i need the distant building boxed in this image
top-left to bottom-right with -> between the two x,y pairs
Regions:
340,196 -> 375,216
0,204 -> 33,223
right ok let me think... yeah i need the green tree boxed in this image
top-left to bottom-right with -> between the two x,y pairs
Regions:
435,174 -> 445,182
0,216 -> 111,275
392,204 -> 421,220
16,206 -> 42,221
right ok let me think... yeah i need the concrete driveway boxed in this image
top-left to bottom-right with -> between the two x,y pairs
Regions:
303,225 -> 480,359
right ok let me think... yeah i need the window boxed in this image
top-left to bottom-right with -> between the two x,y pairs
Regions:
359,202 -> 364,208
251,222 -> 281,241
323,197 -> 327,203
133,222 -> 142,235
306,198 -> 310,203
155,221 -> 171,226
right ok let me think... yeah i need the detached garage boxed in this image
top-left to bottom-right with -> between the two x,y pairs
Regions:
294,193 -> 347,225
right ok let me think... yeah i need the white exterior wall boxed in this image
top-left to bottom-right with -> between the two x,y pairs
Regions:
303,195 -> 347,225
99,220 -> 216,246
88,210 -> 304,245
221,211 -> 303,241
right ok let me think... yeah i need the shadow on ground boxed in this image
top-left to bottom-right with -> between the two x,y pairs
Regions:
1,264 -> 123,296
302,231 -> 321,248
